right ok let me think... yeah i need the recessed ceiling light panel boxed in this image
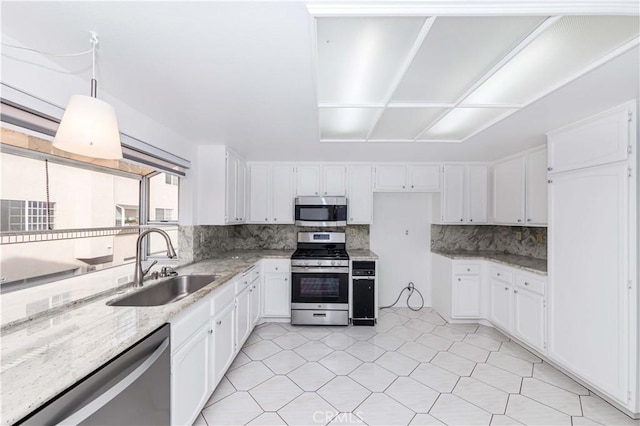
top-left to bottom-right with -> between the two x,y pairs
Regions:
368,107 -> 447,140
462,16 -> 640,105
418,107 -> 517,140
316,17 -> 426,104
391,16 -> 547,103
319,107 -> 383,140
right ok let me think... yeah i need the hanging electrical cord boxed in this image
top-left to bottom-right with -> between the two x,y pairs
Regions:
0,43 -> 94,57
380,282 -> 425,311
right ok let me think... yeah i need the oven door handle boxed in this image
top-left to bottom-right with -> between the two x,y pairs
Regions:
291,267 -> 350,274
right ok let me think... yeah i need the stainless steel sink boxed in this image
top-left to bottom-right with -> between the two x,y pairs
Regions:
107,275 -> 218,307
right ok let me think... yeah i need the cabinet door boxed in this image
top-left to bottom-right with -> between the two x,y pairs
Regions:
374,165 -> 407,191
172,325 -> 209,426
250,280 -> 261,325
548,162 -> 630,403
347,165 -> 372,224
248,164 -> 270,223
526,148 -> 548,225
466,165 -> 488,223
235,287 -> 251,348
489,279 -> 512,332
211,304 -> 235,389
513,287 -> 545,352
236,160 -> 246,222
442,165 -> 465,223
263,273 -> 290,317
547,105 -> 630,173
408,165 -> 440,191
493,156 -> 525,224
296,165 -> 321,196
272,165 -> 295,223
322,165 -> 347,196
225,154 -> 237,223
452,275 -> 481,318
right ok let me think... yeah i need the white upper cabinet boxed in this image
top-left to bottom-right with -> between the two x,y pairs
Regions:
438,164 -> 488,224
347,165 -> 373,224
525,147 -> 548,225
197,146 -> 246,225
408,165 -> 440,191
493,156 -> 526,225
296,165 -> 347,196
493,147 -> 548,225
374,164 -> 440,192
248,163 -> 295,224
442,165 -> 465,223
322,165 -> 347,196
547,105 -> 630,174
296,165 -> 321,196
272,165 -> 295,224
466,165 -> 489,223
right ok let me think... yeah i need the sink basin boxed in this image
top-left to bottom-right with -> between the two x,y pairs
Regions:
108,275 -> 218,307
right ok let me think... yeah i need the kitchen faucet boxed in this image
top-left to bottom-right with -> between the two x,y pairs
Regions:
134,228 -> 177,286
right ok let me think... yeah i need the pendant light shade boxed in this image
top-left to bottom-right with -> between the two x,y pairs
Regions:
53,94 -> 122,159
52,33 -> 122,160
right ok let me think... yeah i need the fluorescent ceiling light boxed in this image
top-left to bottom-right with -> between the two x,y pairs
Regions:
419,108 -> 517,140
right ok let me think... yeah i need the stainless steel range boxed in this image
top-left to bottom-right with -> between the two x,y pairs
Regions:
290,232 -> 349,326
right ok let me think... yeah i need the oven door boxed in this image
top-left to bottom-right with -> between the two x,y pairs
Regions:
291,266 -> 349,308
294,201 -> 347,227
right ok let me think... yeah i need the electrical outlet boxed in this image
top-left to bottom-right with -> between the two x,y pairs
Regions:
516,231 -> 522,241
536,233 -> 544,243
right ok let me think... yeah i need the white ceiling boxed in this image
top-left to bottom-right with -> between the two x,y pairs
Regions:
1,1 -> 639,162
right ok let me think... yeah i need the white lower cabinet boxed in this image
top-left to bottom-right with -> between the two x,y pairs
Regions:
453,275 -> 481,318
513,287 -> 545,351
250,274 -> 261,325
431,255 -> 482,321
210,303 -> 235,390
262,260 -> 291,318
171,324 -> 210,426
488,278 -> 513,332
235,285 -> 251,348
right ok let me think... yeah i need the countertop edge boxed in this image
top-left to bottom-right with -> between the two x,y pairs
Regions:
431,250 -> 547,275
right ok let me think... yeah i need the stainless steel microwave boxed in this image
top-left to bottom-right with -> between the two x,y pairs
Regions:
294,196 -> 347,227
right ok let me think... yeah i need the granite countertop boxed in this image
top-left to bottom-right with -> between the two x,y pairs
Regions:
432,250 -> 547,275
348,249 -> 379,260
0,249 -> 292,425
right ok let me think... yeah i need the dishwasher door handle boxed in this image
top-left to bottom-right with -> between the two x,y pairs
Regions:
58,337 -> 170,425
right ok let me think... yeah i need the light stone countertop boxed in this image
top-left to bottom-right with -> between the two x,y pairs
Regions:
0,249 -> 292,425
348,249 -> 379,260
432,250 -> 547,275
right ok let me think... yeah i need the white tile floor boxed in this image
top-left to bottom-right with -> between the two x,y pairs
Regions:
194,308 -> 638,426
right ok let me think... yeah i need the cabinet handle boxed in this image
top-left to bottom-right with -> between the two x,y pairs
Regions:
527,218 -> 531,222
274,218 -> 277,221
265,218 -> 268,222
470,219 -> 473,222
497,273 -> 501,276
467,268 -> 470,272
457,278 -> 461,281
208,329 -> 213,334
524,282 -> 529,286
402,185 -> 405,189
504,287 -> 509,291
460,219 -> 463,222
216,320 -> 222,326
514,289 -> 519,294
517,219 -> 522,223
411,185 -> 414,188
284,278 -> 288,281
315,192 -> 318,195
324,192 -> 327,195
547,167 -> 553,171
275,267 -> 279,270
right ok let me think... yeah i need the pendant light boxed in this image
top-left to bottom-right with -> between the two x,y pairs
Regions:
53,33 -> 122,159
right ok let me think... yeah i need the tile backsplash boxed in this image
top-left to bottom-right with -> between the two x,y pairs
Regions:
180,224 -> 369,263
431,225 -> 547,259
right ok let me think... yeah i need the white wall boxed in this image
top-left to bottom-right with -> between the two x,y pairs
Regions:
370,193 -> 433,309
0,34 -> 198,226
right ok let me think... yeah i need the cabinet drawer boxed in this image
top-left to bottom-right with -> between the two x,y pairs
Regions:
262,260 -> 290,273
515,275 -> 545,295
454,264 -> 481,275
250,268 -> 260,283
489,266 -> 513,283
211,281 -> 236,316
235,274 -> 251,295
171,300 -> 211,353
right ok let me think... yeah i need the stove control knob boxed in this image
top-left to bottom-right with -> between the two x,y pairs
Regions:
331,260 -> 336,266
317,260 -> 322,266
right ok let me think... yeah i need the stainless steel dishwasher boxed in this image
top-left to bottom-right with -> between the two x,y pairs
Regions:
17,324 -> 170,426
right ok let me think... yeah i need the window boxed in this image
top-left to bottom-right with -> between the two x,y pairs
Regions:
155,208 -> 174,221
1,200 -> 55,231
165,173 -> 179,186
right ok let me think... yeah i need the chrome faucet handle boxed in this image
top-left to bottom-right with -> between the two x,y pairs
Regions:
160,266 -> 178,277
142,260 -> 158,278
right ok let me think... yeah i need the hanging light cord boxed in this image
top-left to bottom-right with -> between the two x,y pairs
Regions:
45,159 -> 52,230
1,43 -> 94,57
